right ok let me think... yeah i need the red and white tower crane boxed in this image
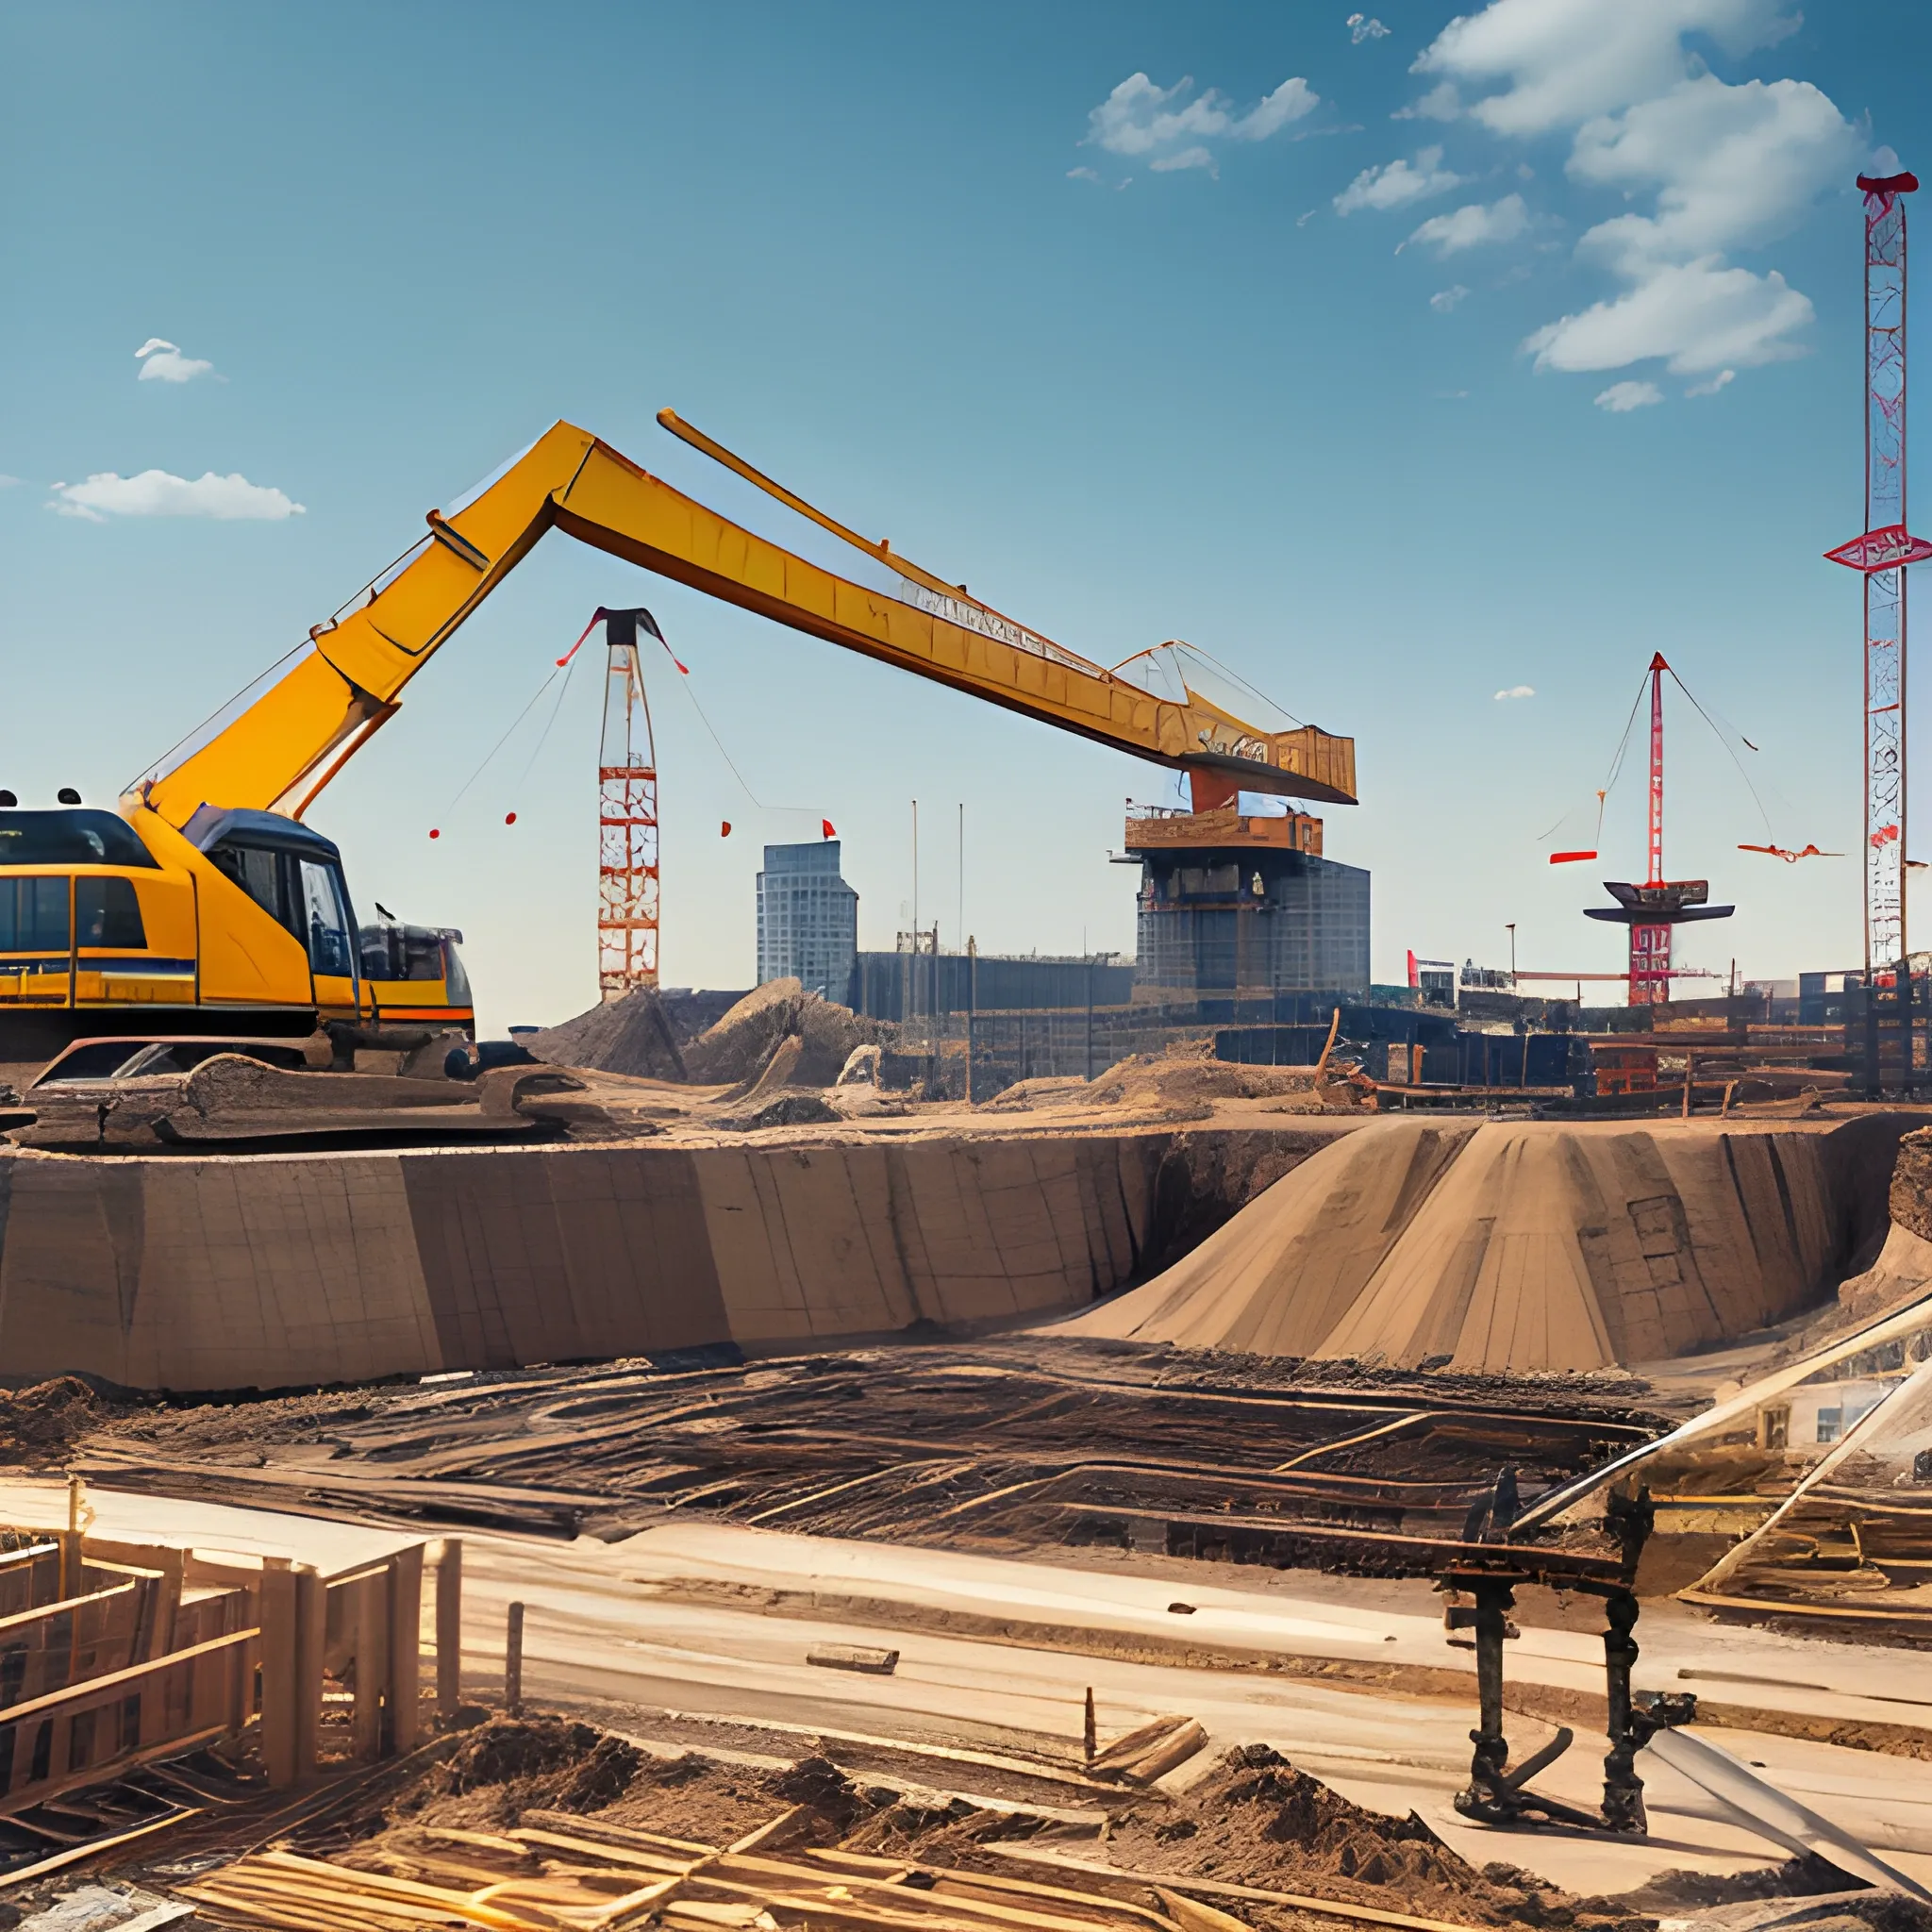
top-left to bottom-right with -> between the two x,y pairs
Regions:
591,608 -> 662,1000
1581,654 -> 1735,1003
1827,168 -> 1930,980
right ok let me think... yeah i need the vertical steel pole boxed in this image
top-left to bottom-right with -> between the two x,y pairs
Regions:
1829,174 -> 1924,1088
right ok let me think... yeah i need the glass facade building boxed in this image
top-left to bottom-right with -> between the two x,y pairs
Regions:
1135,848 -> 1370,997
756,841 -> 858,1000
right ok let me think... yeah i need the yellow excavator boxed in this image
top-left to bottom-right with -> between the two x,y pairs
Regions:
0,414 -> 1355,1063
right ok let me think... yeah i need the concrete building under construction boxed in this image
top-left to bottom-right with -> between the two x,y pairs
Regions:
1126,803 -> 1370,999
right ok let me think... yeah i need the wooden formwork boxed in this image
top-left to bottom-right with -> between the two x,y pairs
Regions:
0,1519 -> 460,1810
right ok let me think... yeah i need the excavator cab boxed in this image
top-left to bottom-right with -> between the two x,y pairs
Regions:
185,807 -> 473,1035
0,798 -> 473,1067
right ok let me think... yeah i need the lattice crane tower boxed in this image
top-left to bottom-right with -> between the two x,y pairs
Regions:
594,608 -> 662,1000
1828,168 -> 1930,978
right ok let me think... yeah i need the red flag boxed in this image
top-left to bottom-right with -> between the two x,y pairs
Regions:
721,821 -> 732,838
822,819 -> 836,840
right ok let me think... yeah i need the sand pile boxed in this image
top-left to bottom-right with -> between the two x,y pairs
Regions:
530,990 -> 687,1080
991,1040 -> 1339,1118
685,979 -> 877,1090
1057,1117 -> 1862,1372
1100,1746 -> 1560,1927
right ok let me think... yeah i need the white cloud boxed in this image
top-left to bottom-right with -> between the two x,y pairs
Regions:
1348,13 -> 1391,42
1334,145 -> 1464,214
1494,684 -> 1536,699
1084,73 -> 1318,177
1594,379 -> 1665,411
1405,192 -> 1530,255
1411,0 -> 1852,387
1415,0 -> 1800,137
48,470 -> 305,522
134,339 -> 215,384
1430,284 -> 1471,311
0,475 -> 20,489
1068,166 -> 1102,182
1687,366 -> 1737,395
1529,256 -> 1811,374
1570,75 -> 1857,274
1395,81 -> 1461,121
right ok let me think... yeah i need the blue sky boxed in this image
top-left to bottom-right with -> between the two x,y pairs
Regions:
2,0 -> 1926,1025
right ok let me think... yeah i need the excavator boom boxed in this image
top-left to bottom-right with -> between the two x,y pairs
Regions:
137,421 -> 1355,827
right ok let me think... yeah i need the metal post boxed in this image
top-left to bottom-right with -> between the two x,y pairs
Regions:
1601,1590 -> 1647,1832
505,1601 -> 525,1716
1085,954 -> 1094,1080
966,936 -> 976,1105
1456,1580 -> 1515,1819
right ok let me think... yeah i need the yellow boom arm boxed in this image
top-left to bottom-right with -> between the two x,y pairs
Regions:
135,420 -> 1355,827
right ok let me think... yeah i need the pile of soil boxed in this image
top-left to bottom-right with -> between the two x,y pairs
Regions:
989,1042 -> 1335,1119
384,1721 -> 889,1849
717,1093 -> 843,1132
1099,1747 -> 1622,1930
0,1377 -> 105,1464
529,990 -> 687,1081
685,980 -> 878,1090
416,1719 -> 643,1825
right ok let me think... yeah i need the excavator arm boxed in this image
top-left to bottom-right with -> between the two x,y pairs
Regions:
135,419 -> 1355,828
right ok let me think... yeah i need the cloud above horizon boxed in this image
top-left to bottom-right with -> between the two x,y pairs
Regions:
49,470 -> 305,521
1335,145 -> 1464,214
135,339 -> 216,383
1081,72 -> 1317,179
1595,379 -> 1665,411
1494,684 -> 1536,700
1408,0 -> 1860,387
1406,193 -> 1531,255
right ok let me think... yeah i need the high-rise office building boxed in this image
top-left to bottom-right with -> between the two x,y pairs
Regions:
756,841 -> 858,999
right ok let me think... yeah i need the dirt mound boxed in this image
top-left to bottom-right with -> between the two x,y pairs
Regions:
718,1093 -> 843,1132
1058,1117 -> 1859,1373
686,980 -> 877,1090
0,1377 -> 103,1463
989,1042 -> 1336,1118
423,1719 -> 643,1824
530,990 -> 687,1081
1103,1746 -> 1591,1927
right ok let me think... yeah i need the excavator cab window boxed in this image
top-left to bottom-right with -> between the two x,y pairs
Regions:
441,934 -> 471,1005
298,858 -> 354,977
208,841 -> 299,938
0,811 -> 157,869
207,835 -> 358,978
75,876 -> 145,949
0,877 -> 71,953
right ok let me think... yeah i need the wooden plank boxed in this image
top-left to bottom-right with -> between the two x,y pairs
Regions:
389,1544 -> 424,1757
0,1625 -> 258,1731
436,1539 -> 463,1718
354,1574 -> 386,1761
260,1565 -> 299,1789
295,1565 -> 325,1782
